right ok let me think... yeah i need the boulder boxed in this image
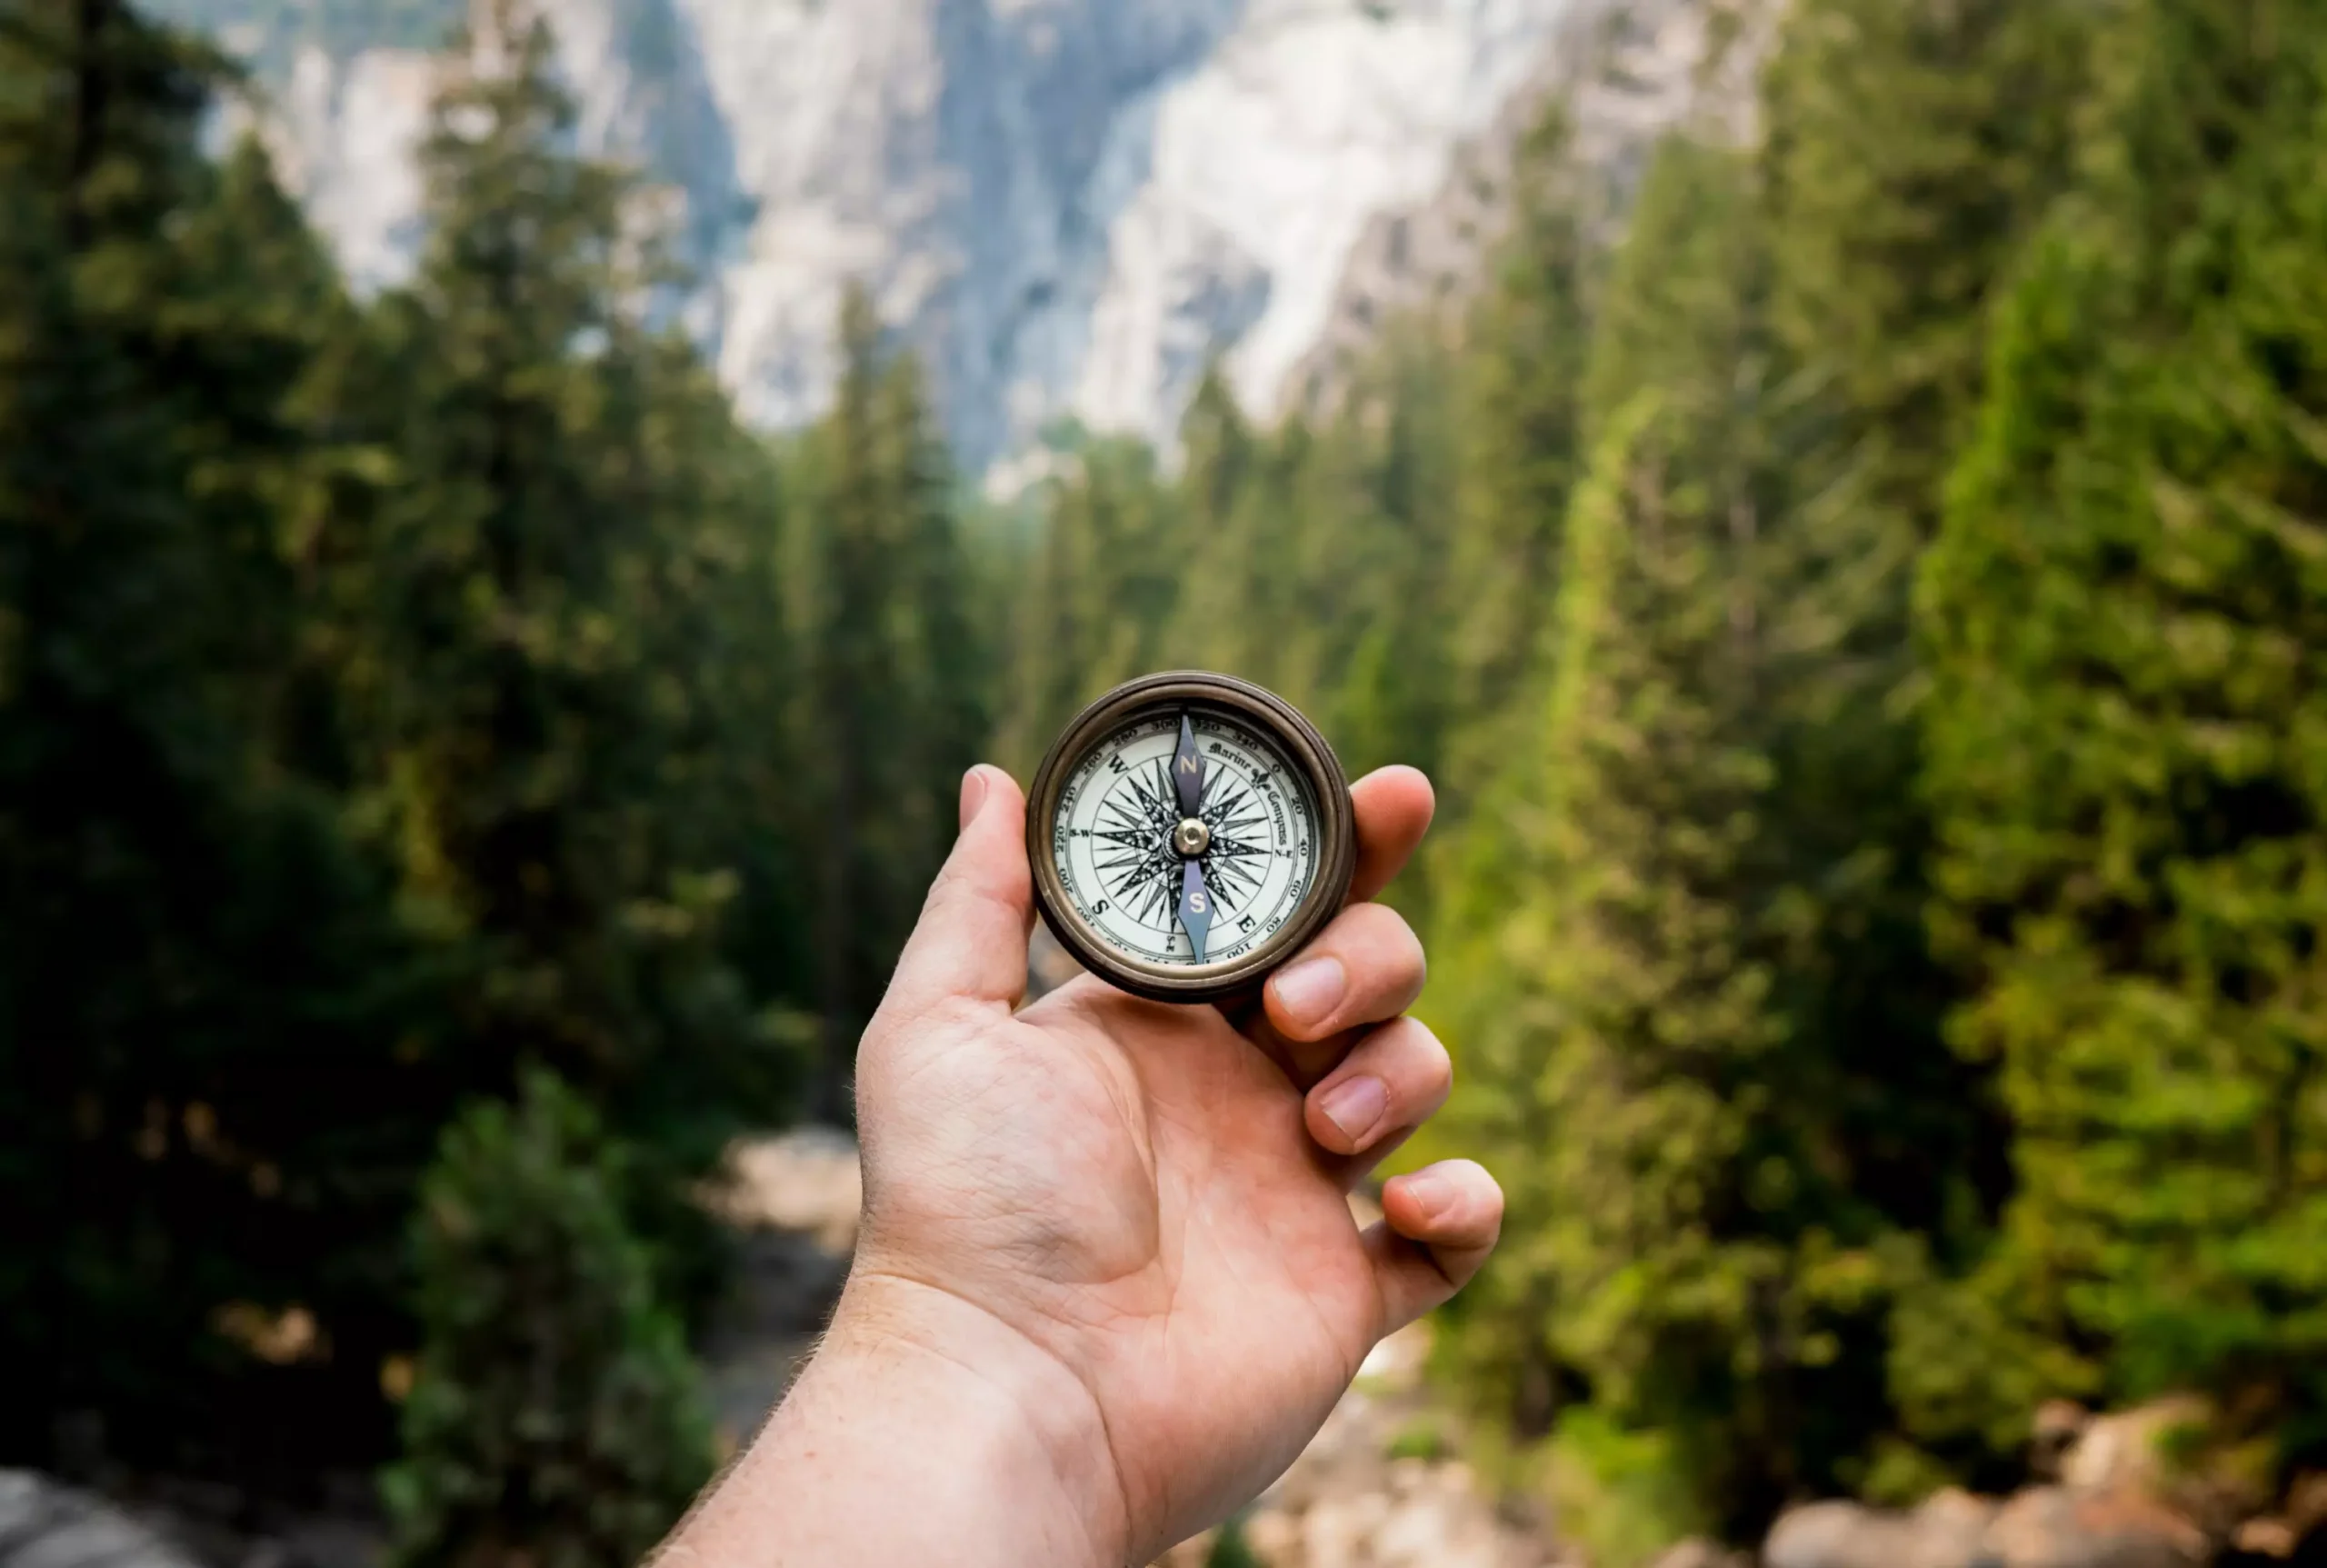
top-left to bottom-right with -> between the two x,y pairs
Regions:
1765,1491 -> 2000,1568
717,1124 -> 864,1254
2061,1399 -> 2212,1499
2233,1518 -> 2300,1559
0,1472 -> 200,1568
1978,1486 -> 2206,1568
2033,1402 -> 2094,1482
1647,1536 -> 1750,1568
2287,1471 -> 2327,1538
2222,1469 -> 2327,1562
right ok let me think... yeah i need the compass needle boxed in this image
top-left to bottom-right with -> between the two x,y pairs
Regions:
1177,861 -> 1212,963
1173,714 -> 1206,819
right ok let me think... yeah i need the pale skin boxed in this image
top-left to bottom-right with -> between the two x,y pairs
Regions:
663,764 -> 1504,1568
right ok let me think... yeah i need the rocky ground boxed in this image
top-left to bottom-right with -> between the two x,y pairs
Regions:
1756,1401 -> 2327,1568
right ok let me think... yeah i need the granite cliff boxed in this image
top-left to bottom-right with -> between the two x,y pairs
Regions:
157,0 -> 1749,474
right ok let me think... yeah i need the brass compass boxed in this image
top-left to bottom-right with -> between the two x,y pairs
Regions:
1026,672 -> 1356,1004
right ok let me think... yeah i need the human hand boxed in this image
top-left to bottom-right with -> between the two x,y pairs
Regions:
668,764 -> 1503,1568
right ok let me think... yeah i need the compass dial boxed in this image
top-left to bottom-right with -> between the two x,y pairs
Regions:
1026,672 -> 1356,1004
1051,713 -> 1320,968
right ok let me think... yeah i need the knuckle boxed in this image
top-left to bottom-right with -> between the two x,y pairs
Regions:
1435,1156 -> 1489,1186
1330,904 -> 1427,993
1360,903 -> 1426,974
1409,1026 -> 1454,1096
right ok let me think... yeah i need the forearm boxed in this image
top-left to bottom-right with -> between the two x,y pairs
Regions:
662,1274 -> 1129,1568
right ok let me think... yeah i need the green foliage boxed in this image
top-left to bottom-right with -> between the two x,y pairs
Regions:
1918,0 -> 2327,1459
1749,0 -> 2095,1310
1425,0 -> 2102,1528
1443,241 -> 1800,1528
1440,107 -> 1592,806
0,0 -> 973,1505
1383,1417 -> 1452,1463
0,0 -> 434,1470
1433,136 -> 1914,1538
993,430 -> 1181,772
323,0 -> 804,1318
1205,1515 -> 1264,1568
1544,1406 -> 1707,1568
1763,0 -> 2091,524
784,286 -> 987,1106
382,1071 -> 714,1568
1745,9 -> 2096,1348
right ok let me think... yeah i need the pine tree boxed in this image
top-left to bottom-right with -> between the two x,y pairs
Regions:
1763,0 -> 2090,533
1320,326 -> 1462,789
382,1071 -> 714,1568
1158,365 -> 1288,686
1438,142 -> 1803,1548
0,0 -> 424,1472
1437,133 -> 2002,1543
788,288 -> 984,1110
993,431 -> 1180,774
1737,5 -> 2099,1486
1459,385 -> 1783,1553
1437,105 -> 1592,813
1915,0 -> 2327,1461
333,0 -> 787,1306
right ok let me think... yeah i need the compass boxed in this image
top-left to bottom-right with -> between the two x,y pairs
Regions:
1026,671 -> 1356,1004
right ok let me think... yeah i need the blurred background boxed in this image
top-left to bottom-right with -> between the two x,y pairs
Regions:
4,0 -> 2322,1565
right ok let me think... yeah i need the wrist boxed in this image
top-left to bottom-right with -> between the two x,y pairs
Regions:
668,1269 -> 1130,1568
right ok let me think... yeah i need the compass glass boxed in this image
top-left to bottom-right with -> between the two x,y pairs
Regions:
1050,709 -> 1322,968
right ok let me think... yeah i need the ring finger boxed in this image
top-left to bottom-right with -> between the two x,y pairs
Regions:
1303,1015 -> 1453,1183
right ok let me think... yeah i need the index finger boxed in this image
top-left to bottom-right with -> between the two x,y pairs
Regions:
1348,766 -> 1434,904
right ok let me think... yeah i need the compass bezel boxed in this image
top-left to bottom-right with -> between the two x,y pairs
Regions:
1025,670 -> 1357,1005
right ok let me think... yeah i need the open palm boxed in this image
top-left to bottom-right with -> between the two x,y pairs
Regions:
848,764 -> 1503,1563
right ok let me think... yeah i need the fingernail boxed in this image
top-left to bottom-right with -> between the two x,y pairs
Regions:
1272,956 -> 1346,1027
1399,1173 -> 1454,1222
958,767 -> 990,834
1316,1075 -> 1388,1146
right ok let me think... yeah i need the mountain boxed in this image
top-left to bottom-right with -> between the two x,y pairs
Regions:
1293,0 -> 1771,411
160,0 -> 1745,474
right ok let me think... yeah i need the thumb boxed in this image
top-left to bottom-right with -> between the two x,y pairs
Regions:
882,764 -> 1034,1016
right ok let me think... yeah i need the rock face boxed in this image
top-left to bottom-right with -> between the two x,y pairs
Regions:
0,1473 -> 199,1568
1762,1393 -> 2327,1568
1292,0 -> 1775,411
2058,1400 -> 2212,1501
1765,1488 -> 2208,1568
1981,1488 -> 2208,1568
153,0 -> 1737,474
1765,1491 -> 2004,1568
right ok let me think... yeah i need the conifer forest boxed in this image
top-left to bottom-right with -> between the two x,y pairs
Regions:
4,0 -> 2325,1563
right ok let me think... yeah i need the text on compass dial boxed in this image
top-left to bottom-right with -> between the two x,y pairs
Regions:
1052,712 -> 1322,967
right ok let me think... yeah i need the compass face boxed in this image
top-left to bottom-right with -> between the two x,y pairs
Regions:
1050,711 -> 1322,969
